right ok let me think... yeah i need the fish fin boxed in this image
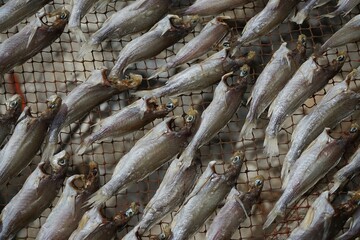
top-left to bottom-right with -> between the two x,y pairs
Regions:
94,0 -> 110,10
281,168 -> 291,190
321,12 -> 337,19
69,26 -> 87,43
239,120 -> 256,139
329,181 -> 342,194
178,146 -> 196,169
27,14 -> 43,48
263,134 -> 279,158
263,202 -> 284,230
267,98 -> 277,118
84,189 -> 110,208
78,40 -> 97,59
280,160 -> 291,183
41,142 -> 57,162
132,90 -> 154,99
235,196 -> 250,220
77,137 -> 92,155
290,10 -> 308,25
148,63 -> 172,80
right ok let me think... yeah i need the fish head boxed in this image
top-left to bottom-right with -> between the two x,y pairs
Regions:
50,150 -> 70,175
41,95 -> 62,120
331,51 -> 347,71
249,175 -> 265,193
215,16 -> 231,26
49,7 -> 70,27
85,161 -> 100,191
183,15 -> 200,29
296,34 -> 307,54
152,224 -> 171,240
184,108 -> 199,130
109,73 -> 143,91
157,98 -> 178,114
6,94 -> 22,115
230,151 -> 245,168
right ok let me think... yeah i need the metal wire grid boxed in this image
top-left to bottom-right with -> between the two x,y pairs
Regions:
0,0 -> 359,239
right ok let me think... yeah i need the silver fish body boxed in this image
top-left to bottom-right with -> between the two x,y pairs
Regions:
264,53 -> 346,157
206,175 -> 264,240
168,152 -> 244,240
0,8 -> 69,74
240,35 -> 306,138
123,157 -> 201,240
150,16 -> 230,79
79,0 -> 171,57
323,0 -> 360,18
78,97 -> 177,155
69,203 -> 139,240
0,0 -> 51,33
108,15 -> 198,81
0,95 -> 62,185
183,0 -> 254,16
0,151 -> 69,240
319,14 -> 360,54
263,126 -> 359,229
86,110 -> 198,208
283,75 -> 360,179
0,95 -> 22,146
36,162 -> 100,240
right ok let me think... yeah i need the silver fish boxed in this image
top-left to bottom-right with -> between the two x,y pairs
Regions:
168,151 -> 244,240
0,150 -> 69,240
0,8 -> 69,74
69,203 -> 139,240
0,95 -> 62,185
240,34 -> 307,138
79,0 -> 171,58
264,52 -> 347,157
181,0 -> 254,16
86,110 -> 198,208
282,72 -> 360,179
122,157 -> 201,240
0,0 -> 51,33
36,161 -> 100,240
206,175 -> 264,240
41,67 -> 142,162
319,14 -> 360,54
134,50 -> 254,99
178,68 -> 249,168
322,0 -> 360,18
331,147 -> 360,193
263,126 -> 359,229
150,16 -> 230,79
108,14 -> 199,81
336,205 -> 360,240
291,0 -> 322,24
0,95 -> 22,146
77,97 -> 177,155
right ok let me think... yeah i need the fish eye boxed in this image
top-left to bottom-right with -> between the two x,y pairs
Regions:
254,179 -> 263,186
60,12 -> 68,20
49,103 -> 56,109
337,55 -> 345,62
159,233 -> 166,240
232,155 -> 241,163
125,208 -> 134,217
350,127 -> 358,133
58,158 -> 66,166
223,42 -> 230,48
186,115 -> 195,123
9,101 -> 18,108
240,70 -> 248,77
166,102 -> 174,110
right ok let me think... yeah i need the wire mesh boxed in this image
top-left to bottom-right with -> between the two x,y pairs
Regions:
0,0 -> 359,239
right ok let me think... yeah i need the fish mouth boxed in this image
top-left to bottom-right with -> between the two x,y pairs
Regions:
70,175 -> 87,191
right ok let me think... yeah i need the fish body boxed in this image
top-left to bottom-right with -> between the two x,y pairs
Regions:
263,126 -> 359,229
319,14 -> 360,54
0,95 -> 22,146
336,206 -> 360,240
36,162 -> 100,240
264,53 -> 346,157
0,151 -> 69,240
178,68 -> 249,167
134,49 -> 253,99
182,0 -> 253,16
323,0 -> 360,18
69,203 -> 139,240
168,152 -> 244,240
86,110 -> 198,208
123,157 -> 201,240
0,8 -> 69,74
283,75 -> 360,179
108,15 -> 198,81
0,95 -> 62,185
79,0 -> 171,57
206,176 -> 264,240
0,0 -> 51,33
78,97 -> 177,155
150,16 -> 230,79
240,35 -> 306,138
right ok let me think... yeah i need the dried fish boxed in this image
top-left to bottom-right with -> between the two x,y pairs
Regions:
318,14 -> 360,54
264,52 -> 346,157
69,203 -> 139,240
0,95 -> 22,146
181,0 -> 254,16
78,97 -> 177,155
79,0 -> 171,57
282,72 -> 360,179
36,162 -> 100,240
42,67 -> 142,162
291,0 -> 321,24
240,35 -> 307,138
206,176 -> 264,240
168,152 -> 244,240
122,157 -> 201,240
134,50 -> 254,98
336,206 -> 360,240
86,110 -> 198,208
108,15 -> 198,81
323,0 -> 360,18
0,0 -> 51,33
0,8 -> 69,75
150,16 -> 230,79
0,151 -> 69,240
0,95 -> 62,185
263,126 -> 359,229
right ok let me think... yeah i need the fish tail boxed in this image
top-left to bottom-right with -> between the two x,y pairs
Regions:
263,202 -> 284,230
85,189 -> 111,208
78,40 -> 97,59
148,63 -> 171,80
264,134 -> 279,158
290,11 -> 307,25
239,119 -> 256,139
69,26 -> 87,44
77,137 -> 93,155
